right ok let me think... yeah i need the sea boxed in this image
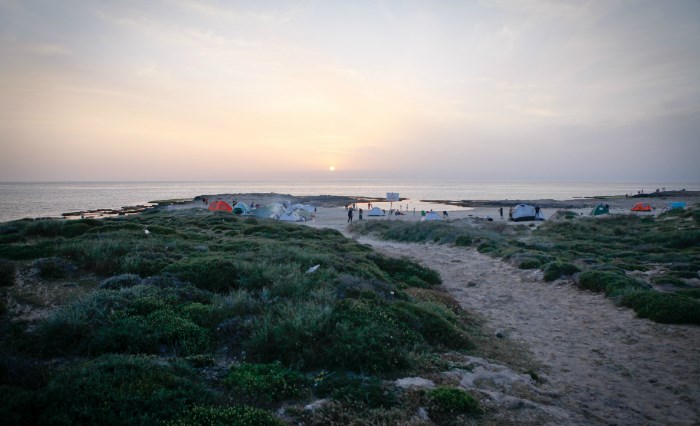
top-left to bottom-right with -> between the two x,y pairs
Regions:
1,180 -> 698,223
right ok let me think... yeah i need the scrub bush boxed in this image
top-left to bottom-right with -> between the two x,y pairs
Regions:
621,291 -> 700,324
40,354 -> 212,425
225,362 -> 308,403
369,254 -> 441,287
543,261 -> 580,282
0,259 -> 16,287
164,256 -> 241,292
313,373 -> 396,408
426,386 -> 481,420
37,285 -> 217,356
578,271 -> 649,297
166,405 -> 282,426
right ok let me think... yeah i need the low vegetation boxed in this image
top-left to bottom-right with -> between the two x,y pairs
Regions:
351,207 -> 700,325
0,210 -> 484,424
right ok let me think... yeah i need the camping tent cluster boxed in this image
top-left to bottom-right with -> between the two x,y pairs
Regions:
208,200 -> 315,222
509,204 -> 545,222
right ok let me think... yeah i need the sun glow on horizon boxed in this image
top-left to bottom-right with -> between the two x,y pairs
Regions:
329,165 -> 336,172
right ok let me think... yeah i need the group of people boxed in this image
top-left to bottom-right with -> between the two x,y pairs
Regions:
347,207 -> 363,223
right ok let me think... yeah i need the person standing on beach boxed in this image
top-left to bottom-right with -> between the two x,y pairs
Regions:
347,208 -> 353,223
499,207 -> 503,219
359,208 -> 363,220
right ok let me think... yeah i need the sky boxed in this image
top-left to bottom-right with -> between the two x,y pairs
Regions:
1,0 -> 699,182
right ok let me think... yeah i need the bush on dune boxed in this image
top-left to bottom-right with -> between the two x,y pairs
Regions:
36,285 -> 222,356
224,362 -> 308,403
577,270 -> 649,297
40,354 -> 213,426
621,291 -> 700,324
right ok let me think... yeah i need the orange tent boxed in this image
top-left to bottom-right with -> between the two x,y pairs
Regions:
631,202 -> 652,212
208,200 -> 233,212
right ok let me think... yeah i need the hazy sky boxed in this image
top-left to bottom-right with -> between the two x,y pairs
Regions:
1,0 -> 699,181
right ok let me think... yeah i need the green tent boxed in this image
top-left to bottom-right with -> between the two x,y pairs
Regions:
591,204 -> 609,216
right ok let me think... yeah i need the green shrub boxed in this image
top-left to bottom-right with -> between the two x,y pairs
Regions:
320,299 -> 420,373
40,354 -> 213,425
390,301 -> 472,349
33,257 -> 75,280
518,259 -> 542,269
37,285 -> 214,356
677,288 -> 700,299
166,405 -> 282,426
369,254 -> 441,287
0,241 -> 56,260
651,275 -> 687,287
0,385 -> 39,425
621,291 -> 700,324
244,302 -> 331,369
454,235 -> 473,246
225,362 -> 308,403
543,261 -> 580,282
164,256 -> 241,292
578,271 -> 649,297
313,373 -> 396,408
0,259 -> 16,287
427,386 -> 480,419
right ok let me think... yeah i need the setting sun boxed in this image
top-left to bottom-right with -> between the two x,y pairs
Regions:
329,166 -> 336,172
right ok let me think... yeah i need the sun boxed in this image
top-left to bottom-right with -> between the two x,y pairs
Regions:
329,165 -> 336,171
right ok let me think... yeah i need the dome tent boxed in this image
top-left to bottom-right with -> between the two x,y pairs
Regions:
367,207 -> 385,216
422,211 -> 442,221
509,204 -> 545,221
208,200 -> 233,212
591,204 -> 609,216
232,202 -> 252,215
631,202 -> 652,212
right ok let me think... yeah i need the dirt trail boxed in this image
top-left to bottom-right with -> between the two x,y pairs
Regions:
359,237 -> 700,425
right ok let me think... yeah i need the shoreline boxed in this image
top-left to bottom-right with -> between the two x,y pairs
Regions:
50,189 -> 698,223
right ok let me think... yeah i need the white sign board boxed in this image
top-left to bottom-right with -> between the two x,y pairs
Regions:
386,192 -> 400,202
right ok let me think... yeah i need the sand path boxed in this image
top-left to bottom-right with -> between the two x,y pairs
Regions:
355,237 -> 700,425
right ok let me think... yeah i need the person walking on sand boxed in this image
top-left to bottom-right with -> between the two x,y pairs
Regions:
359,208 -> 363,220
347,208 -> 353,223
499,207 -> 503,219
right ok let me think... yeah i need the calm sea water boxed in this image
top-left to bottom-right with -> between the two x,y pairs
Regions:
1,180 -> 697,223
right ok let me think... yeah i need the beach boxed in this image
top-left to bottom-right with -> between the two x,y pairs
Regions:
2,190 -> 698,424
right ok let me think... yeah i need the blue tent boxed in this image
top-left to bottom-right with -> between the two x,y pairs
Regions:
668,202 -> 686,210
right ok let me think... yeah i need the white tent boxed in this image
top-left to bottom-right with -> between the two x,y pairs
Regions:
289,204 -> 315,214
291,208 -> 313,220
509,204 -> 545,221
422,211 -> 442,221
253,202 -> 286,219
279,211 -> 305,222
367,207 -> 385,216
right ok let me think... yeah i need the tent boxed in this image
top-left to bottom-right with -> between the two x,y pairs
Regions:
422,211 -> 442,221
591,204 -> 610,216
253,202 -> 286,219
509,204 -> 545,221
667,202 -> 686,210
289,204 -> 315,214
291,208 -> 313,220
367,207 -> 385,216
631,202 -> 652,212
208,200 -> 233,212
279,212 -> 305,222
232,202 -> 252,215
